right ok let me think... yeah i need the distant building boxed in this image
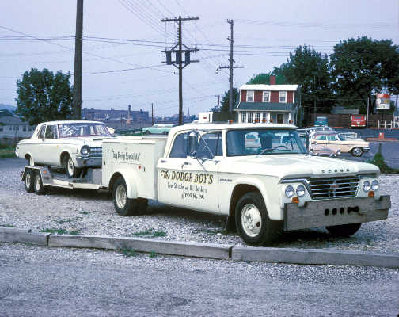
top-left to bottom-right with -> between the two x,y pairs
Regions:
0,111 -> 36,140
235,76 -> 299,124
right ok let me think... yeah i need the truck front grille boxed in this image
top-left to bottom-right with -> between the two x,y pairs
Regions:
89,147 -> 102,157
309,176 -> 359,200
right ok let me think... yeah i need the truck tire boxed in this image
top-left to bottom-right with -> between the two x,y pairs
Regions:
351,147 -> 363,157
235,192 -> 282,246
34,172 -> 46,195
24,169 -> 35,193
112,177 -> 142,216
326,223 -> 361,237
65,155 -> 81,178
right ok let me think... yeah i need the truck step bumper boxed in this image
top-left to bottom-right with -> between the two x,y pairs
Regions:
283,195 -> 390,231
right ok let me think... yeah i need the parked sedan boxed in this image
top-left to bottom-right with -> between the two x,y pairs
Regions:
15,120 -> 112,177
142,124 -> 174,135
310,131 -> 370,157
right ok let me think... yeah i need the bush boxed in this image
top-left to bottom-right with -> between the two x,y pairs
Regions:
369,151 -> 398,174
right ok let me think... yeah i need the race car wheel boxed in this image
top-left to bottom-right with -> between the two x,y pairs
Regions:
235,192 -> 282,246
326,223 -> 361,237
112,177 -> 143,216
351,147 -> 364,157
24,169 -> 35,193
65,155 -> 81,178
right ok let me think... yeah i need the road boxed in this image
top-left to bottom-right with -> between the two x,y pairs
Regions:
0,243 -> 398,317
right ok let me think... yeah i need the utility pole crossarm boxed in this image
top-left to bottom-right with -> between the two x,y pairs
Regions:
161,16 -> 199,125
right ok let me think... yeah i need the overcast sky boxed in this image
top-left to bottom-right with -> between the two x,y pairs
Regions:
0,0 -> 398,117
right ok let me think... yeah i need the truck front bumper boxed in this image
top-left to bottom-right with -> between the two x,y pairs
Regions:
75,156 -> 102,168
283,195 -> 390,231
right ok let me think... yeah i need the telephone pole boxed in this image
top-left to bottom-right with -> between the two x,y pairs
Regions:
217,19 -> 242,113
161,16 -> 199,125
72,0 -> 83,119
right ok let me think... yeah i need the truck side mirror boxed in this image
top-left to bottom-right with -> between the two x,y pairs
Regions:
188,131 -> 198,157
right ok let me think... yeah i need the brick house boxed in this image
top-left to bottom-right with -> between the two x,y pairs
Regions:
235,76 -> 299,125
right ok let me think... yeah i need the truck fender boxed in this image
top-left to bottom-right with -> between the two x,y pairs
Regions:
230,177 -> 281,221
109,168 -> 139,199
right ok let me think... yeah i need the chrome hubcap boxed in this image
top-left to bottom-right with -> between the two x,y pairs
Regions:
67,159 -> 74,175
35,175 -> 41,191
353,148 -> 361,156
25,173 -> 31,187
241,204 -> 262,237
115,185 -> 127,209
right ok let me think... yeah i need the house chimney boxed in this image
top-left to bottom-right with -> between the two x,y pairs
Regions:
269,75 -> 276,85
127,104 -> 132,124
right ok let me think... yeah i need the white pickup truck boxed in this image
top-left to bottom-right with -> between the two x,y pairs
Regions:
22,123 -> 390,245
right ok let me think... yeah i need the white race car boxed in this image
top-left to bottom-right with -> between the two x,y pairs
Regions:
16,120 -> 112,177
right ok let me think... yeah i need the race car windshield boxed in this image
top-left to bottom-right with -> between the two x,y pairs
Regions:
226,129 -> 306,156
58,123 -> 111,138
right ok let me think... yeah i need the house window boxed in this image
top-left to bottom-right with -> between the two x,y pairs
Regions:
263,91 -> 270,102
279,91 -> 287,103
246,90 -> 254,102
263,112 -> 268,122
241,112 -> 246,123
248,112 -> 253,123
255,112 -> 261,123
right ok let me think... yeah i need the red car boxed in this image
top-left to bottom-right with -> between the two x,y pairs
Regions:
351,115 -> 366,128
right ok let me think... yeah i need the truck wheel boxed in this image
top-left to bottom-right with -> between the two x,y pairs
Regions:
24,169 -> 35,193
326,223 -> 361,237
351,147 -> 363,157
235,192 -> 282,246
112,177 -> 140,216
34,172 -> 46,195
65,155 -> 81,178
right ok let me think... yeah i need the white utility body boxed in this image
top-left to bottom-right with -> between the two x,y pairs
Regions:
22,123 -> 390,245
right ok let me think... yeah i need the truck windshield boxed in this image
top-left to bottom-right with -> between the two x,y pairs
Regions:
58,123 -> 111,138
226,129 -> 306,156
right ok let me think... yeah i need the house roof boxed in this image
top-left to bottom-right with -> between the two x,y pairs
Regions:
240,84 -> 298,91
235,102 -> 295,111
0,115 -> 27,125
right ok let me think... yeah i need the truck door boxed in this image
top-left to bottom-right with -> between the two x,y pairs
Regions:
157,130 -> 222,213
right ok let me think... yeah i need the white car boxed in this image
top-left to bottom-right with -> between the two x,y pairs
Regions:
16,120 -> 112,177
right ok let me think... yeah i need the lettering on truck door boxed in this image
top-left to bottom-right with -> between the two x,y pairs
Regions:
157,130 -> 221,213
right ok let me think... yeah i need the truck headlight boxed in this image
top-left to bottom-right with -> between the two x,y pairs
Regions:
285,185 -> 295,198
371,180 -> 379,191
296,185 -> 306,197
363,180 -> 371,192
81,145 -> 90,156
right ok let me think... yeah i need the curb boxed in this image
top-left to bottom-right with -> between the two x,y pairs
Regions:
1,228 -> 398,268
231,246 -> 399,269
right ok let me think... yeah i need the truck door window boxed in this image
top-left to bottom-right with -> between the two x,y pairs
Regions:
197,132 -> 222,158
169,132 -> 189,158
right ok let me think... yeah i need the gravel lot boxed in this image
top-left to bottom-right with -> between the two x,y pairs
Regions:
0,158 -> 398,255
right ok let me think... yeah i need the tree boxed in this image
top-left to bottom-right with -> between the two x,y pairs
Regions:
330,37 -> 399,113
276,45 -> 333,115
220,88 -> 238,112
247,72 -> 287,85
16,68 -> 73,125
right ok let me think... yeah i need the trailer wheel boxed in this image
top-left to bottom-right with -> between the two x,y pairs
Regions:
24,169 -> 35,193
326,223 -> 361,237
34,172 -> 46,195
235,192 -> 282,245
112,177 -> 140,216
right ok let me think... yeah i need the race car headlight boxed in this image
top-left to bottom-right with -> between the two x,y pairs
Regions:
285,185 -> 295,198
296,185 -> 306,197
363,180 -> 371,192
371,180 -> 379,191
81,145 -> 90,156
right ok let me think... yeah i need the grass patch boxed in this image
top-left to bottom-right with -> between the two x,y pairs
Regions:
149,251 -> 157,258
40,228 -> 80,235
0,224 -> 15,227
0,147 -> 15,158
119,248 -> 137,257
132,228 -> 167,238
369,151 -> 399,174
